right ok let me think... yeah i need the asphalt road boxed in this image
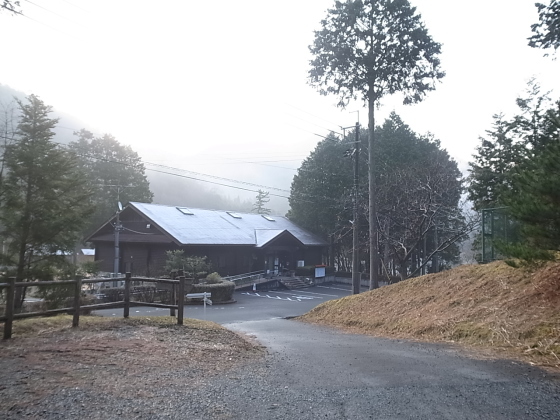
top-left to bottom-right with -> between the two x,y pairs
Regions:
95,283 -> 560,419
93,283 -> 358,323
216,319 -> 560,419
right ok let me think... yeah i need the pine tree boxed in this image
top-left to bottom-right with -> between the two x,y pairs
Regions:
0,95 -> 93,307
252,189 -> 271,215
69,129 -> 153,236
501,112 -> 560,263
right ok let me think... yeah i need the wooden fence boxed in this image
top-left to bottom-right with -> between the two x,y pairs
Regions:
0,273 -> 192,339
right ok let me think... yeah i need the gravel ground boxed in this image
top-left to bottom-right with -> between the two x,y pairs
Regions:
1,317 -> 559,419
0,318 -> 263,419
4,353 -> 558,420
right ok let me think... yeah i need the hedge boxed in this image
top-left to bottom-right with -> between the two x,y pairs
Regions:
190,280 -> 235,302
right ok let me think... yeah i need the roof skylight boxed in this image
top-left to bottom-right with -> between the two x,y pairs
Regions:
176,207 -> 194,215
226,211 -> 242,219
261,215 -> 275,221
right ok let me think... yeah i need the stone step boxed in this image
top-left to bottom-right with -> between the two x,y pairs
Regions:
279,278 -> 309,290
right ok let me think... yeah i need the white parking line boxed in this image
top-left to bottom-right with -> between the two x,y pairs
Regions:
240,292 -> 321,302
316,285 -> 353,292
273,290 -> 338,297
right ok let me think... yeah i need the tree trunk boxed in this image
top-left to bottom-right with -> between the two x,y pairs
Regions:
399,260 -> 407,281
422,232 -> 427,275
433,225 -> 439,272
368,92 -> 380,290
383,220 -> 390,281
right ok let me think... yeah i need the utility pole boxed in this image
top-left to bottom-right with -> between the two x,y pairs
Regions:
342,119 -> 361,295
114,205 -> 122,277
352,121 -> 360,294
109,184 -> 127,279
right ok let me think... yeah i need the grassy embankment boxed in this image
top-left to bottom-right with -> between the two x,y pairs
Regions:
300,260 -> 560,370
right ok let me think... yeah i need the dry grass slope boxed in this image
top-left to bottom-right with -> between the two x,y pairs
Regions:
300,260 -> 560,370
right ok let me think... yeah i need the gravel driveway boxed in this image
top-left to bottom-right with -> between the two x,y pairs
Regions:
1,317 -> 559,419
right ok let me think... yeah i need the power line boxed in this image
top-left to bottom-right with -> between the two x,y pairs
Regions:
22,0 -> 77,24
284,111 -> 343,136
285,103 -> 346,132
56,0 -> 89,13
18,10 -> 71,35
141,161 -> 291,193
0,134 -> 360,209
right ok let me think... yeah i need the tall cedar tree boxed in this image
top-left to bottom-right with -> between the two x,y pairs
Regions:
309,0 -> 444,289
69,129 -> 153,237
0,95 -> 93,307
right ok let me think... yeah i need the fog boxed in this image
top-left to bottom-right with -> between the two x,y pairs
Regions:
2,1 -> 560,216
148,171 -> 290,215
1,83 -> 291,214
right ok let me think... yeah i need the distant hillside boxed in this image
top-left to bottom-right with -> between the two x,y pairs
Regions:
1,83 -> 275,214
301,261 -> 560,370
0,83 -> 91,144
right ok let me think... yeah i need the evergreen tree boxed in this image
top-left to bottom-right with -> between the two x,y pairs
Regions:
69,129 -> 153,236
0,95 -> 93,307
529,0 -> 560,54
289,114 -> 466,278
468,82 -> 557,210
252,189 -> 271,215
309,0 -> 445,288
500,106 -> 560,263
468,82 -> 560,264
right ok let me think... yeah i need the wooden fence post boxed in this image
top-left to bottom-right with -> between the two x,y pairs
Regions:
124,272 -> 131,318
177,276 -> 185,325
170,282 -> 176,317
3,277 -> 15,340
72,276 -> 82,328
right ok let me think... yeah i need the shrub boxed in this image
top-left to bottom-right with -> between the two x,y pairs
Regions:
35,283 -> 74,310
63,294 -> 96,315
205,272 -> 222,284
78,261 -> 101,278
164,251 -> 212,280
130,285 -> 157,303
191,280 -> 235,302
100,287 -> 124,302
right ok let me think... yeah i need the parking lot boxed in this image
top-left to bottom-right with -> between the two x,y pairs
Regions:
93,283 -> 360,324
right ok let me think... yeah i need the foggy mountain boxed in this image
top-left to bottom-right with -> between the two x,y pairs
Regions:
148,172 -> 254,213
1,83 -> 291,215
0,83 -> 93,145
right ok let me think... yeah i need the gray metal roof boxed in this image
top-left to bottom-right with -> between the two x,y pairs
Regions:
129,202 -> 328,247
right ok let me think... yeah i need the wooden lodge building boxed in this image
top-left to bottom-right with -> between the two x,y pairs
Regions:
87,202 -> 328,277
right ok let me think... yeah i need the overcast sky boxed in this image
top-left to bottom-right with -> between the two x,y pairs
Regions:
1,0 -> 559,211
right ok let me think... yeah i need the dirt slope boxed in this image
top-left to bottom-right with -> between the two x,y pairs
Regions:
300,261 -> 560,370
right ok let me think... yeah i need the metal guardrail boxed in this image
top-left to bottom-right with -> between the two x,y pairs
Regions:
223,270 -> 265,282
223,271 -> 266,288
